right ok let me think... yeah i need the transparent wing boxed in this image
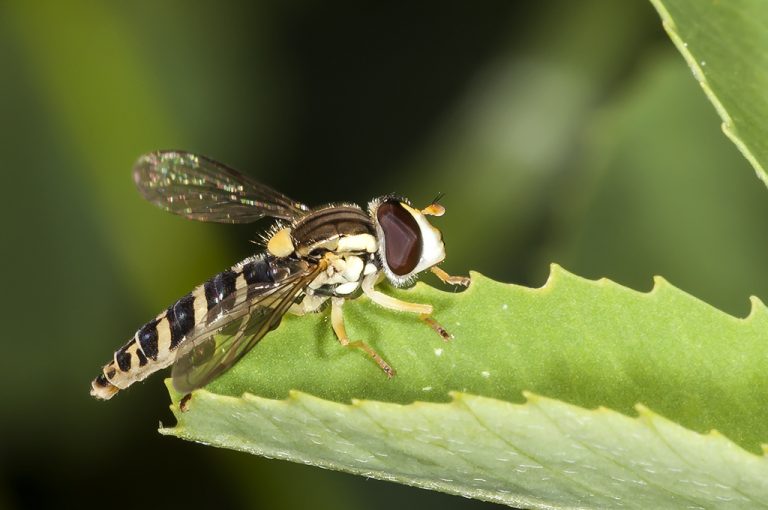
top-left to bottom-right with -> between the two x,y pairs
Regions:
133,151 -> 309,223
171,259 -> 327,393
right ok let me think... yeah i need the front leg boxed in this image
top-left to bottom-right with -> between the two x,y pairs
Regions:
430,266 -> 471,287
361,273 -> 453,341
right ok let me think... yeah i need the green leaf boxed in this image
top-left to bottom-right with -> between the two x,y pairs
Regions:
649,0 -> 768,186
164,389 -> 768,509
161,269 -> 768,508
548,51 -> 768,318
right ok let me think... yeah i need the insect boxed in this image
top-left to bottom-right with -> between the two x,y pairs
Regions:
90,151 -> 470,400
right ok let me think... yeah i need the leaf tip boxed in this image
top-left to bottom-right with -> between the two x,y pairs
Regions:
287,389 -> 323,405
594,405 -> 613,415
706,429 -> 724,440
547,263 -> 566,278
650,275 -> 670,293
520,390 -> 540,404
633,403 -> 653,418
541,263 -> 570,290
447,392 -> 466,410
745,295 -> 768,322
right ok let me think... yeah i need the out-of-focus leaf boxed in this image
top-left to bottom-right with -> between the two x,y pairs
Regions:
5,2 -> 226,300
550,52 -> 768,317
650,0 -> 768,186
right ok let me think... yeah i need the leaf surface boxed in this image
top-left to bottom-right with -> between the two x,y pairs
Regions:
162,269 -> 768,508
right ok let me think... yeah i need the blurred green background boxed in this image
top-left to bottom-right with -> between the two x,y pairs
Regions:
2,1 -> 768,509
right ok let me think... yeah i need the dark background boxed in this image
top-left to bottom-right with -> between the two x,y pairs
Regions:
2,1 -> 768,509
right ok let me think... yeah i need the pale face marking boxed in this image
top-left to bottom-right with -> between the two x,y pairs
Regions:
370,199 -> 446,287
399,203 -> 445,276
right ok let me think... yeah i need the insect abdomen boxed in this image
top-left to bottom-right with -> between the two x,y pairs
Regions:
90,255 -> 276,400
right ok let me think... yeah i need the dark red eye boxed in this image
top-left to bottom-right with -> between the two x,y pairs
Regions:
377,201 -> 422,276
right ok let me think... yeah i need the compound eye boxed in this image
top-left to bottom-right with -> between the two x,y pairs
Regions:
377,201 -> 423,276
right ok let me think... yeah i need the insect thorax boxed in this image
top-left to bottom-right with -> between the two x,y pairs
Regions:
291,204 -> 376,255
270,204 -> 382,304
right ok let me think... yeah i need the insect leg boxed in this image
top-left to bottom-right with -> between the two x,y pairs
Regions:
361,274 -> 453,341
331,297 -> 395,377
418,314 -> 453,342
430,266 -> 471,287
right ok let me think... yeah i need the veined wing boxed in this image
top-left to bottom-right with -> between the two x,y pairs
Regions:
133,151 -> 309,223
171,259 -> 327,393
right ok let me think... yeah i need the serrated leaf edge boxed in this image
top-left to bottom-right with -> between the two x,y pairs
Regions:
470,264 -> 768,324
161,387 -> 768,462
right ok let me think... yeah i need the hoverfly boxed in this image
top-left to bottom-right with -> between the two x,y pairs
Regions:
90,151 -> 469,400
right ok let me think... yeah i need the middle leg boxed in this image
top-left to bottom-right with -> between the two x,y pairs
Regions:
331,297 -> 395,377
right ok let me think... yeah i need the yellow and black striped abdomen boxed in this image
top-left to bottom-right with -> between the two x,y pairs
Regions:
90,255 -> 276,400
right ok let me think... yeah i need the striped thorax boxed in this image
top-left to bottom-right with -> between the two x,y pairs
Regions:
91,151 -> 469,400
